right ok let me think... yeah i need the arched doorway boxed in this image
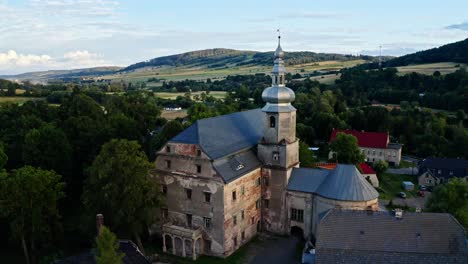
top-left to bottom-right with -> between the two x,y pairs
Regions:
164,234 -> 173,253
185,239 -> 193,257
290,226 -> 304,239
174,237 -> 183,256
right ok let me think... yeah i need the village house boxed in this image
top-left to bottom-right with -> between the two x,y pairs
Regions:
329,129 -> 403,166
313,209 -> 468,264
152,37 -> 379,259
418,157 -> 468,186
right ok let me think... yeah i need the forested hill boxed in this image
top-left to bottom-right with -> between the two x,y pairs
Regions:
384,38 -> 468,67
123,48 -> 376,71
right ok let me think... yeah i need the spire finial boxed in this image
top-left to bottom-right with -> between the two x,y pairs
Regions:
277,28 -> 281,45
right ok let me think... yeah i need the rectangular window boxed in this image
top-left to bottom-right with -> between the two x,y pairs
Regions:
204,192 -> 211,203
291,208 -> 304,223
251,217 -> 254,225
233,236 -> 238,247
255,178 -> 261,186
204,217 -> 211,229
162,185 -> 167,195
241,185 -> 245,195
264,199 -> 269,208
232,191 -> 237,201
241,210 -> 245,220
166,145 -> 171,153
186,214 -> 192,227
233,215 -> 237,226
241,231 -> 245,240
185,188 -> 192,200
196,164 -> 202,173
263,176 -> 269,186
165,160 -> 171,169
256,199 -> 261,209
161,208 -> 168,219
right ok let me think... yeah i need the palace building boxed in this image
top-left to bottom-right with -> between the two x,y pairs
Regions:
152,37 -> 379,260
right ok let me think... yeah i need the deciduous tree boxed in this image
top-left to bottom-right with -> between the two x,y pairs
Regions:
329,132 -> 365,164
95,226 -> 124,264
82,139 -> 160,254
0,166 -> 65,264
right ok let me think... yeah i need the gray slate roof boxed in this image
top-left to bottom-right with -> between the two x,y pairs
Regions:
213,149 -> 262,183
315,209 -> 468,264
170,109 -> 263,160
287,164 -> 379,201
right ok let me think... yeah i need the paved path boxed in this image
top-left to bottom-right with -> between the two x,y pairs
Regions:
248,235 -> 302,264
387,167 -> 418,175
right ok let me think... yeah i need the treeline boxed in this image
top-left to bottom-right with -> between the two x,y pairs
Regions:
0,91 -> 176,262
384,38 -> 468,67
336,67 -> 468,111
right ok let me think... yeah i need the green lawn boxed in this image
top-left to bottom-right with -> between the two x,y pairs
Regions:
377,172 -> 418,200
398,160 -> 415,169
0,96 -> 45,105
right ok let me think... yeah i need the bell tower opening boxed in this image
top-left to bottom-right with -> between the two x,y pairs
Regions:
270,116 -> 276,128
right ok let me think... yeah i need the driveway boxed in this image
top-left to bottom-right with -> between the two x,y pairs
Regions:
387,167 -> 418,175
248,234 -> 302,264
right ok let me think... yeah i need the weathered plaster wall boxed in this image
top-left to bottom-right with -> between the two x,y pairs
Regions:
286,191 -> 313,238
223,168 -> 262,256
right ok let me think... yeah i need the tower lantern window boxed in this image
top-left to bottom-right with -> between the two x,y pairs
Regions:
269,116 -> 276,128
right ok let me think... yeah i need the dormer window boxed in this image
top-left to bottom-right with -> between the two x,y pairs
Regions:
270,116 -> 276,128
166,145 -> 170,153
273,151 -> 279,161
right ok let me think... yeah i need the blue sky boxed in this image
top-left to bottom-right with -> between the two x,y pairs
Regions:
0,0 -> 467,74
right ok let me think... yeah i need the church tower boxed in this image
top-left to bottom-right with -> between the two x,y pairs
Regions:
258,35 -> 299,234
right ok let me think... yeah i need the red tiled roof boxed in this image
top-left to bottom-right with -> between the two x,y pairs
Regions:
329,129 -> 389,149
359,163 -> 376,174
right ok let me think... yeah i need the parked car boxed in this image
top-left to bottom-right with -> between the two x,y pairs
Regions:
399,192 -> 407,198
419,185 -> 426,191
427,186 -> 434,192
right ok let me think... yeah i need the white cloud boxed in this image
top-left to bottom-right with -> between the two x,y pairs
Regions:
0,50 -> 52,67
0,49 -> 110,74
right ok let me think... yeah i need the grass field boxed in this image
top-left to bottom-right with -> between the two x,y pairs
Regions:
155,91 -> 227,100
0,96 -> 45,104
396,62 -> 466,75
378,172 -> 418,200
161,109 -> 188,120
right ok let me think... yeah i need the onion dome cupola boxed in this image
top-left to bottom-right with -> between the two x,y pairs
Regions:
262,35 -> 296,113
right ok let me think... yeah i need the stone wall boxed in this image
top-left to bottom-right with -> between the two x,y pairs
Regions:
223,168 -> 262,256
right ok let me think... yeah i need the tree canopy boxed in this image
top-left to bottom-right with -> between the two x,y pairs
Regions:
95,226 -> 124,264
0,166 -> 65,264
329,132 -> 365,164
82,139 -> 160,253
426,178 -> 468,228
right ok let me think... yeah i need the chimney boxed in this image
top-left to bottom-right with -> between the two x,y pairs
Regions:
96,214 -> 104,234
394,208 -> 403,219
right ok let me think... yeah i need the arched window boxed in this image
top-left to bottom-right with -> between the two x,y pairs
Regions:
279,75 -> 283,85
269,116 -> 276,128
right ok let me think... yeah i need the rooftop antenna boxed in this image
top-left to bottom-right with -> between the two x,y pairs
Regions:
378,45 -> 382,70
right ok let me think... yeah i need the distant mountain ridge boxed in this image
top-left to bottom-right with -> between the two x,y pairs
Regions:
384,38 -> 468,67
0,66 -> 123,83
123,48 -> 376,72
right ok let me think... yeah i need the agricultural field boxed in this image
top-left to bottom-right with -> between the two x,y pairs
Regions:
0,96 -> 45,105
96,60 -> 365,84
396,62 -> 465,75
154,91 -> 227,100
161,109 -> 188,120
